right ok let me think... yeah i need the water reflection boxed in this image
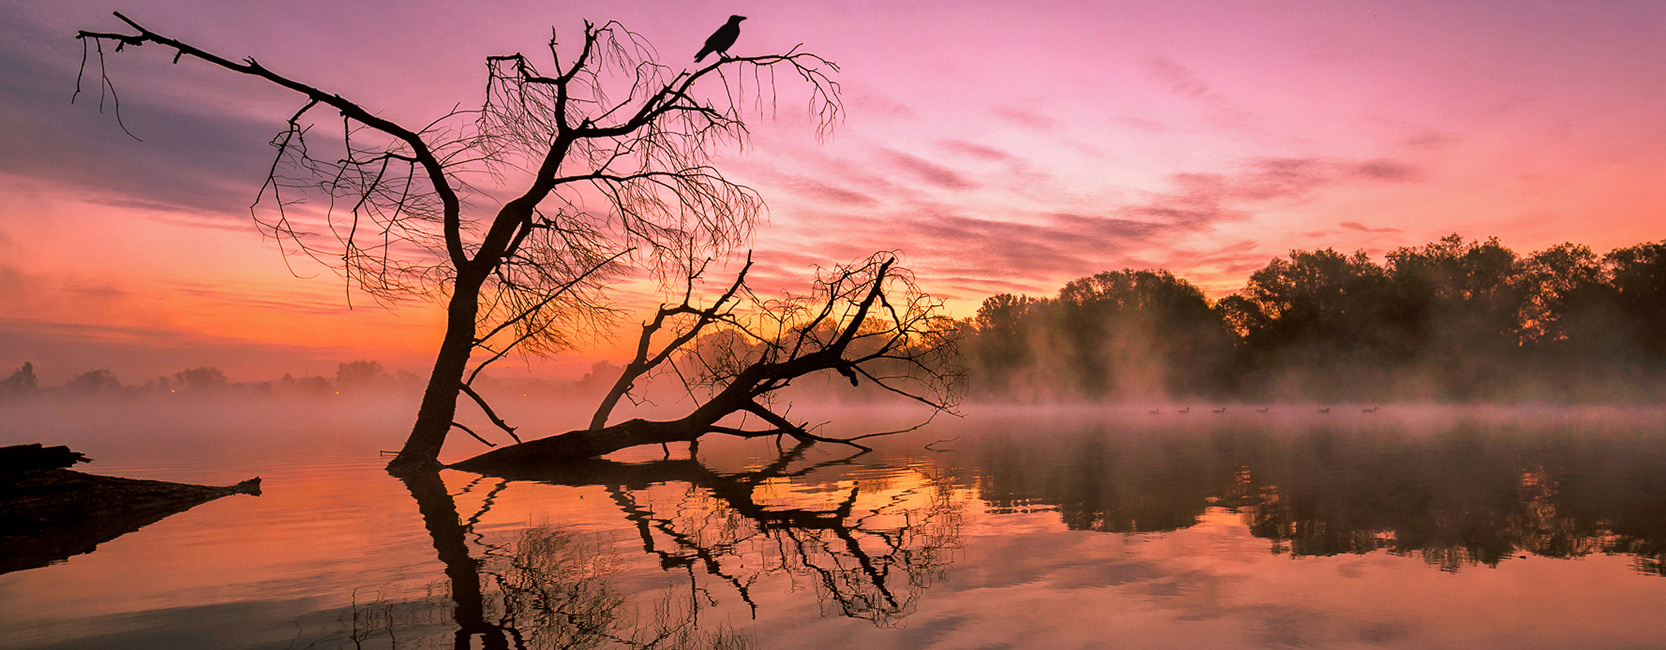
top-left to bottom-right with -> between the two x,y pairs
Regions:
388,443 -> 962,647
401,470 -> 757,649
11,409 -> 1666,649
962,417 -> 1666,575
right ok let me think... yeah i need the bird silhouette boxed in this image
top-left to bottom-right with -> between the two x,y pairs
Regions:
695,15 -> 747,63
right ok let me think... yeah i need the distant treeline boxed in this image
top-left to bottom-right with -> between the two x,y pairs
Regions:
0,360 -> 411,398
962,235 -> 1666,402
0,358 -> 628,401
9,234 -> 1664,404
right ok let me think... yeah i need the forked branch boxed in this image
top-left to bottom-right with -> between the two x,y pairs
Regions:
452,253 -> 964,473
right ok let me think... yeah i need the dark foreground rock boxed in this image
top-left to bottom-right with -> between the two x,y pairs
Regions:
0,444 -> 260,575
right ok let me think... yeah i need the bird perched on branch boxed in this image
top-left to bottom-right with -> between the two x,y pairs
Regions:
695,15 -> 747,63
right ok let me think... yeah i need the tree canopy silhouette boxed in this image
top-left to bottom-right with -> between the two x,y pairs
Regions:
962,234 -> 1666,402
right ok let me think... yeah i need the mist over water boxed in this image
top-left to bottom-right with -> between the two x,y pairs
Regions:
4,398 -> 1666,649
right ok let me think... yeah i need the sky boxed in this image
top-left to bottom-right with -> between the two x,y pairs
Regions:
2,0 -> 1665,384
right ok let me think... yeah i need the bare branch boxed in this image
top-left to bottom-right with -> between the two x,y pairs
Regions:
458,383 -> 522,444
78,12 -> 471,267
454,254 -> 964,470
450,421 -> 498,448
591,255 -> 754,429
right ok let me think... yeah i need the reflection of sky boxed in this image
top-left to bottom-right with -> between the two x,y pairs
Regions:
5,406 -> 1666,648
831,507 -> 1664,650
3,1 -> 1666,381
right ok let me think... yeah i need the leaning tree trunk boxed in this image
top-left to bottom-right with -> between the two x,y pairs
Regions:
452,350 -> 860,476
389,277 -> 484,473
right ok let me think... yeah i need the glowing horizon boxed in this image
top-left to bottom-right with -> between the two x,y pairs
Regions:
3,0 -> 1664,385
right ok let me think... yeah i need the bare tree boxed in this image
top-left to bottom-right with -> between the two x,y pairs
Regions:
75,13 -> 841,473
453,253 -> 964,473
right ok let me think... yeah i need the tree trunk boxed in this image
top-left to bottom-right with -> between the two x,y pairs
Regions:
451,418 -> 712,477
388,280 -> 483,474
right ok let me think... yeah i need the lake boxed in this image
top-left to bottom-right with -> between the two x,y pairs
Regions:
3,400 -> 1665,649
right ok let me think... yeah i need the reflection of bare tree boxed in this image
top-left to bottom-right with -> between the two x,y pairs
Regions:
486,526 -> 755,650
462,444 -> 962,627
767,482 -> 959,624
399,470 -> 755,649
381,448 -> 959,648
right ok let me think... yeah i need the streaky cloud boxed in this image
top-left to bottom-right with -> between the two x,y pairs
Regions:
1340,221 -> 1404,234
992,106 -> 1058,130
881,149 -> 978,190
938,139 -> 1014,162
1145,56 -> 1257,132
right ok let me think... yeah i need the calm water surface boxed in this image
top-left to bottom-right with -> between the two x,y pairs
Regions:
3,401 -> 1665,649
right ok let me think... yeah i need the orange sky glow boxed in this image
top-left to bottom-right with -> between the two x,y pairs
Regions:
2,0 -> 1664,384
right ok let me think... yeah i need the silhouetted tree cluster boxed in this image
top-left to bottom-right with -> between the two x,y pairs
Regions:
172,366 -> 229,392
64,369 -> 123,394
964,235 -> 1666,402
968,270 -> 1232,400
0,362 -> 37,396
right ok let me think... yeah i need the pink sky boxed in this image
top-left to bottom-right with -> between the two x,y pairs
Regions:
2,0 -> 1665,384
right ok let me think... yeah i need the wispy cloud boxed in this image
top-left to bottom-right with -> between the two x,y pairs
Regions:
992,106 -> 1058,130
1354,160 -> 1420,181
766,174 -> 879,208
848,87 -> 918,121
0,37 -> 277,217
880,149 -> 977,190
1145,56 -> 1257,131
753,152 -> 1428,305
937,139 -> 1013,162
1121,157 -> 1425,229
1403,131 -> 1459,150
1340,221 -> 1404,233
1117,116 -> 1170,133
